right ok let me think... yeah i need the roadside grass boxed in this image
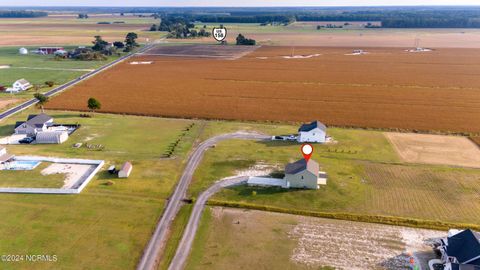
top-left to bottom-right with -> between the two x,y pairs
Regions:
0,162 -> 65,188
0,109 -> 199,270
157,204 -> 193,270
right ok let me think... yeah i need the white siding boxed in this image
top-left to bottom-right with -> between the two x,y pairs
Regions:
285,171 -> 319,189
298,127 -> 326,143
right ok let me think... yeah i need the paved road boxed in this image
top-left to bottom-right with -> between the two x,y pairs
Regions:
168,176 -> 249,270
137,132 -> 269,270
0,44 -> 154,122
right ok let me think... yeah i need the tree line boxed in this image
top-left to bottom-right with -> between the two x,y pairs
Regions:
0,10 -> 47,18
149,8 -> 480,28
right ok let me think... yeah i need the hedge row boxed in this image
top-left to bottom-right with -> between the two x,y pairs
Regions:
207,200 -> 480,231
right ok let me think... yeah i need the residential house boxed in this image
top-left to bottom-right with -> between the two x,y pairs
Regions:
297,121 -> 327,143
14,114 -> 54,136
284,159 -> 327,189
38,47 -> 64,55
6,79 -> 33,93
439,229 -> 480,269
118,162 -> 133,178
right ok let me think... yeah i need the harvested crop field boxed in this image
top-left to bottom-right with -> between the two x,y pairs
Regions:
47,45 -> 480,133
385,132 -> 480,168
187,207 -> 443,270
362,163 -> 480,224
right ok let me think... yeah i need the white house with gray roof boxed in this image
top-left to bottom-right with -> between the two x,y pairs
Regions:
6,79 -> 32,93
284,159 -> 327,189
14,114 -> 54,136
298,120 -> 327,143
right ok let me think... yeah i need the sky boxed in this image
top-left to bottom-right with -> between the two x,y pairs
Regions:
1,0 -> 480,7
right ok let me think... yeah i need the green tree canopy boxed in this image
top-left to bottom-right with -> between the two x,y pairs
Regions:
87,97 -> 102,113
34,93 -> 49,113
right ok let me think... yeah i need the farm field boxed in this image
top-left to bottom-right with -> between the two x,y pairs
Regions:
386,132 -> 480,168
187,122 -> 480,225
48,44 -> 480,134
197,23 -> 480,48
187,207 -> 443,270
0,109 -> 201,270
0,46 -> 129,109
0,14 -> 161,46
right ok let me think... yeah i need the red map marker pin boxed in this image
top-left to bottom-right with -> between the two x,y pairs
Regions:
301,144 -> 313,162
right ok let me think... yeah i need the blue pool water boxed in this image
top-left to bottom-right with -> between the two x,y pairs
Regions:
5,160 -> 42,170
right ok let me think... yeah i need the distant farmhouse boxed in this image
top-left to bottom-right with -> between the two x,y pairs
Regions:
439,229 -> 480,270
298,120 -> 327,143
6,79 -> 32,93
284,159 -> 327,189
38,47 -> 64,55
248,158 -> 327,190
15,113 -> 54,136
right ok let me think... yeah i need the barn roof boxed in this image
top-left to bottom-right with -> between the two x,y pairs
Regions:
447,229 -> 480,264
285,159 -> 319,176
298,121 -> 326,132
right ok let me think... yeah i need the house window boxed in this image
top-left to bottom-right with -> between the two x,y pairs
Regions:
301,176 -> 304,179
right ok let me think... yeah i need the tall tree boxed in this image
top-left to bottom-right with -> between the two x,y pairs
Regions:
34,93 -> 49,113
92,36 -> 108,51
124,32 -> 139,52
87,97 -> 101,114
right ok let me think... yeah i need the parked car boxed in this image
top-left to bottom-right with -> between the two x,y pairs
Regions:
19,137 -> 35,144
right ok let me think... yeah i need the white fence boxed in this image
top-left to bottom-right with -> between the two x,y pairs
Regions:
0,156 -> 104,195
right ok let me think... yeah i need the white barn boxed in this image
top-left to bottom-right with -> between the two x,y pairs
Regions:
36,131 -> 69,144
297,121 -> 327,143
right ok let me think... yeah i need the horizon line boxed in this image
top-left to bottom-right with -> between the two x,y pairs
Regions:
1,4 -> 480,8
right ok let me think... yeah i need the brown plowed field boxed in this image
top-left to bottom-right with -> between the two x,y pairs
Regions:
47,45 -> 480,133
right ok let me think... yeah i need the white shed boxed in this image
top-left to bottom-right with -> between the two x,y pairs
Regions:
118,162 -> 133,178
35,131 -> 69,144
19,48 -> 28,55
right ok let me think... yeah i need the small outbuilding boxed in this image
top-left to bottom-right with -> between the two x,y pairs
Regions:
35,131 -> 69,144
118,162 -> 133,178
297,120 -> 327,143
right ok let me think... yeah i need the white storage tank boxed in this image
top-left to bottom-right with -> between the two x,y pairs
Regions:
19,48 -> 28,55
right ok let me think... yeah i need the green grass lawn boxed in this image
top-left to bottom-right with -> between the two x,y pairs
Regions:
0,109 -> 201,270
0,46 -> 123,87
189,121 -> 480,225
0,162 -> 65,188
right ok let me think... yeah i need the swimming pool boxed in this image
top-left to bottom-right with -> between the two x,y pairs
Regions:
5,160 -> 42,170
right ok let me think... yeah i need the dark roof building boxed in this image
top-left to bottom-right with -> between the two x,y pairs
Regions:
448,263 -> 480,270
298,121 -> 327,132
446,229 -> 480,265
285,159 -> 319,176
